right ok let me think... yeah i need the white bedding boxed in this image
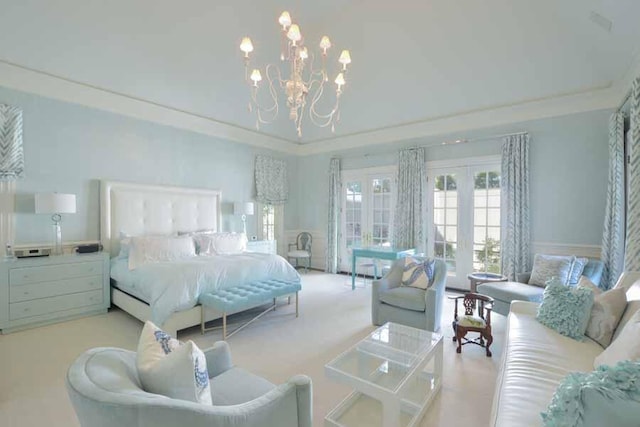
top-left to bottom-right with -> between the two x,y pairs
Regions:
111,253 -> 300,325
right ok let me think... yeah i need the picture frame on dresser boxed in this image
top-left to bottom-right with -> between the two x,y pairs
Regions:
0,252 -> 110,333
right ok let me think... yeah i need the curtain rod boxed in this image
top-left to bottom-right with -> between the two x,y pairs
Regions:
337,130 -> 528,160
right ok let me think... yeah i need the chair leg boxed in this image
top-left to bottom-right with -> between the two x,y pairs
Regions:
452,321 -> 457,342
456,328 -> 463,354
485,329 -> 493,357
295,292 -> 299,318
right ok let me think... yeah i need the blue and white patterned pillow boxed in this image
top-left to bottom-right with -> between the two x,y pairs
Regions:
401,257 -> 436,289
136,321 -> 211,405
568,257 -> 589,285
529,254 -> 576,287
536,279 -> 594,340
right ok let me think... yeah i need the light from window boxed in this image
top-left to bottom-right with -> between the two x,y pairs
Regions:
433,174 -> 458,273
473,171 -> 501,273
262,204 -> 275,241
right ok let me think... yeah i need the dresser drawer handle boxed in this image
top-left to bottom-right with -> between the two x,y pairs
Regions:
23,291 -> 30,296
23,308 -> 30,312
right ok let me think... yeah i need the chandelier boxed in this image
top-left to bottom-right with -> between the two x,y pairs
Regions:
240,11 -> 352,137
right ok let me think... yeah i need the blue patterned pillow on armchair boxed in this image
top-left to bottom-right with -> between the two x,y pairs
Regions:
401,257 -> 436,289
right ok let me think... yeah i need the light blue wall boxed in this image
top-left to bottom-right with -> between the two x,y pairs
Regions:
0,86 -> 298,244
295,109 -> 611,246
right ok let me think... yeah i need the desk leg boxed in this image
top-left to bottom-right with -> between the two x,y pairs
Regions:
351,252 -> 357,290
373,259 -> 379,279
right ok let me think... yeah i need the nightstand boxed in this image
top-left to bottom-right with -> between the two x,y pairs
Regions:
0,252 -> 110,333
246,240 -> 277,255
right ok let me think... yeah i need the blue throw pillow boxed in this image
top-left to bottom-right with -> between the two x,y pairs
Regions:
541,360 -> 640,427
536,279 -> 594,340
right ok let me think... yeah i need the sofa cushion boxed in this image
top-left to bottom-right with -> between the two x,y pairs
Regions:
568,257 -> 589,285
491,301 -> 604,427
379,286 -> 426,312
578,277 -> 627,348
477,281 -> 544,303
536,281 -> 594,340
595,309 -> 640,368
210,367 -> 275,406
529,254 -> 575,287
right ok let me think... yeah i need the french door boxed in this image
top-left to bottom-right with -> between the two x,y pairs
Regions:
427,158 -> 502,289
340,167 -> 396,273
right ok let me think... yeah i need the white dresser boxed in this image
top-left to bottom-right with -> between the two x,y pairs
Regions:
0,252 -> 110,333
246,240 -> 277,255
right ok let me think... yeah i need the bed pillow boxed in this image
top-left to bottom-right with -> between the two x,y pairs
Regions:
577,277 -> 627,348
536,279 -> 594,340
529,254 -> 576,287
136,321 -> 211,405
541,360 -> 640,427
401,257 -> 436,289
178,230 -> 215,254
128,235 -> 196,270
568,257 -> 589,285
196,232 -> 248,256
594,309 -> 640,368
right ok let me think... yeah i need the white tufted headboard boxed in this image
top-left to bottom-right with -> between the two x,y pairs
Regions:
100,180 -> 222,257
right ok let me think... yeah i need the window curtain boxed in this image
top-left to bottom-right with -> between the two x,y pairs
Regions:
0,104 -> 23,254
393,147 -> 426,252
325,158 -> 341,273
625,77 -> 640,272
255,155 -> 288,205
601,112 -> 626,289
500,133 -> 531,280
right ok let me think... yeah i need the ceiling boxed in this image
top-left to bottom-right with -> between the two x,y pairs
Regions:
0,0 -> 639,148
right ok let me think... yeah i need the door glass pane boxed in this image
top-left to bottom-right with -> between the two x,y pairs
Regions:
371,177 -> 393,247
345,181 -> 363,248
473,170 -> 501,273
433,174 -> 458,273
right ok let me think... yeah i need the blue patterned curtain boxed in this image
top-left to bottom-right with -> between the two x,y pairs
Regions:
325,158 -> 341,273
0,104 -> 24,180
255,155 -> 288,205
393,148 -> 426,252
501,133 -> 531,280
625,77 -> 640,271
601,112 -> 626,289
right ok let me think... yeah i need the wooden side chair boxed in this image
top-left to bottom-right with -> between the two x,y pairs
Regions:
450,293 -> 494,357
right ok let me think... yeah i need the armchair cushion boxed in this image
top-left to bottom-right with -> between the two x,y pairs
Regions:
211,367 -> 275,406
288,250 -> 310,258
379,286 -> 427,312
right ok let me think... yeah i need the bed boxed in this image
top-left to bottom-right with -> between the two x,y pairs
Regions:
100,180 -> 299,336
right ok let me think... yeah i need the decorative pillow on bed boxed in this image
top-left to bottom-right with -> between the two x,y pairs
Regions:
541,360 -> 640,427
536,279 -> 594,340
136,321 -> 211,405
196,232 -> 248,256
178,230 -> 215,254
401,257 -> 436,290
529,254 -> 576,287
128,235 -> 196,270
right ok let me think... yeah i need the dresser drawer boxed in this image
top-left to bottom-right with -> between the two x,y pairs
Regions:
10,261 -> 103,286
9,276 -> 103,303
9,289 -> 103,320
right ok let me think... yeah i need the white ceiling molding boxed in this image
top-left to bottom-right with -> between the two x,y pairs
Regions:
612,49 -> 640,107
297,86 -> 619,156
0,60 -> 299,154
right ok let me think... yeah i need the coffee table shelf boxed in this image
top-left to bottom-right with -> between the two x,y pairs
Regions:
324,323 -> 443,427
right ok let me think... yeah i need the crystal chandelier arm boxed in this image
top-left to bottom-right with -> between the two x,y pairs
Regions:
308,80 -> 341,128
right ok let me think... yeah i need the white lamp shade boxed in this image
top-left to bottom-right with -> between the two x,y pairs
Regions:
234,202 -> 255,216
35,193 -> 76,214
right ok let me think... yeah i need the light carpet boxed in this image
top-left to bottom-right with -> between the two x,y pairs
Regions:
0,271 -> 506,426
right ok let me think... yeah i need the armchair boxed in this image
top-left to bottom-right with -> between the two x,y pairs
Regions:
371,258 -> 447,332
66,341 -> 312,427
287,232 -> 312,273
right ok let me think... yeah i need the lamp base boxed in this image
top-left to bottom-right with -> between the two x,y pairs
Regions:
241,214 -> 247,235
52,215 -> 63,256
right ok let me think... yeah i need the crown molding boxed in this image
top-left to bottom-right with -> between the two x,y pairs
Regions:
297,85 -> 619,155
0,60 -> 300,154
613,48 -> 640,107
0,59 -> 625,158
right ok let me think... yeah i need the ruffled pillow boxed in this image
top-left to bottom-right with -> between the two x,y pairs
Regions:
536,279 -> 594,340
541,360 -> 640,427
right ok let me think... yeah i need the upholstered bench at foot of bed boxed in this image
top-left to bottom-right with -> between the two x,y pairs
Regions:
199,279 -> 302,339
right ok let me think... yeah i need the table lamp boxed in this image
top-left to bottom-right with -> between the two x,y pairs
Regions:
35,193 -> 76,255
233,202 -> 254,235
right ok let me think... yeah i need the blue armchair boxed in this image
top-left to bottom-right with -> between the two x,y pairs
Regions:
371,258 -> 447,332
66,341 -> 312,427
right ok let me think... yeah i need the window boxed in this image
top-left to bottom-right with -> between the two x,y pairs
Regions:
261,204 -> 276,241
433,174 -> 458,273
473,172 -> 501,273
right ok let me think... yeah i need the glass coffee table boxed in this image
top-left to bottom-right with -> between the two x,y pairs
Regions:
324,322 -> 443,427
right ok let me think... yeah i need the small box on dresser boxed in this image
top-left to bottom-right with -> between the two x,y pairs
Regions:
0,252 -> 110,333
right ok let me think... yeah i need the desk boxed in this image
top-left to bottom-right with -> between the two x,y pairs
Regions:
351,246 -> 415,290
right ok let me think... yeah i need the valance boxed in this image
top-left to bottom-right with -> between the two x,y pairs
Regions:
255,154 -> 288,205
0,104 -> 24,181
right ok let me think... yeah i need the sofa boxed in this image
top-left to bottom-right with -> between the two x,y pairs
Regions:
372,258 -> 447,332
66,341 -> 312,427
478,258 -> 604,316
489,271 -> 640,427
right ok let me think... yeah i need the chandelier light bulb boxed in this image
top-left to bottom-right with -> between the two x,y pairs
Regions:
240,37 -> 254,57
319,36 -> 332,54
338,50 -> 351,70
287,24 -> 302,45
250,69 -> 262,87
278,11 -> 292,29
335,72 -> 345,92
299,46 -> 309,60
